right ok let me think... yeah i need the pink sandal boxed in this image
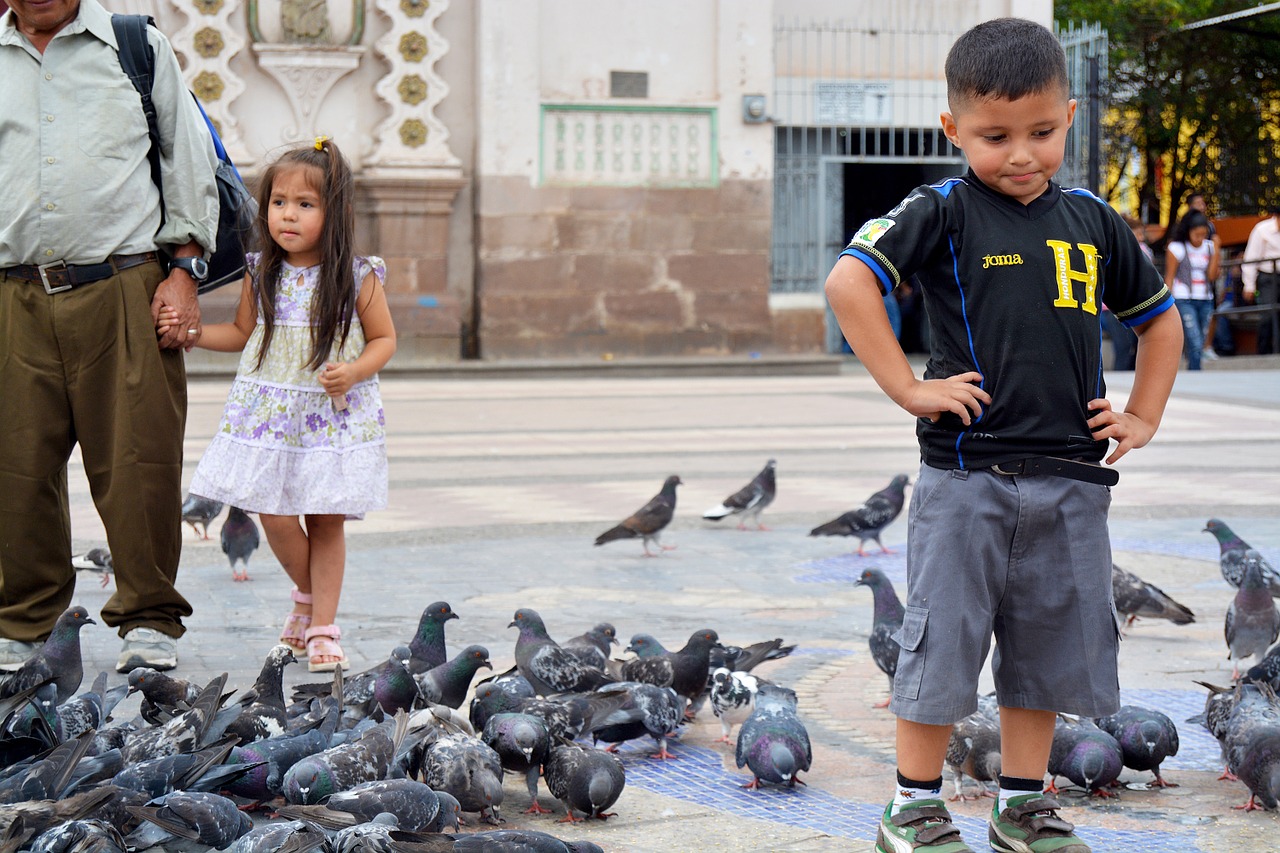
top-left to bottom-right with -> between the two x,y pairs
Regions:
280,588 -> 312,652
305,624 -> 350,673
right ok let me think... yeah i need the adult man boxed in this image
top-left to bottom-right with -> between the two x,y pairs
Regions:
1242,209 -> 1280,355
0,0 -> 218,672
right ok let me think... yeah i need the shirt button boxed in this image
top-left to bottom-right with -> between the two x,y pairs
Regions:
46,115 -> 54,122
46,157 -> 55,164
44,73 -> 52,81
45,203 -> 55,211
45,249 -> 54,257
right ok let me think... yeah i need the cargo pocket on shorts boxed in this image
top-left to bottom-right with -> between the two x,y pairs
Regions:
890,605 -> 929,701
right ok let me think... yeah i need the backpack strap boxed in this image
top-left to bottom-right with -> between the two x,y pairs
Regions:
111,14 -> 164,208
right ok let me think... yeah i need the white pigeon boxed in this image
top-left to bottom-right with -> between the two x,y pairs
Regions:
709,666 -> 759,743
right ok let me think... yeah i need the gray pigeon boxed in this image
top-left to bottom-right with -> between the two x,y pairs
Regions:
447,830 -> 605,853
619,628 -> 722,715
0,730 -> 95,804
0,605 -> 96,705
70,548 -> 113,589
224,644 -> 296,743
123,791 -> 253,852
1095,704 -> 1180,788
588,682 -> 684,759
709,667 -> 758,743
624,633 -> 669,658
561,623 -> 617,670
0,789 -> 119,852
127,668 -> 202,726
593,475 -> 681,556
1205,518 -> 1280,594
468,672 -> 536,732
1223,681 -> 1280,810
282,712 -> 410,805
227,819 -> 328,853
703,459 -> 777,530
1047,716 -> 1124,796
120,673 -> 233,765
544,739 -> 625,821
421,731 -> 505,823
28,818 -> 130,853
945,709 -> 1001,800
1110,564 -> 1194,632
110,740 -> 252,800
57,671 -> 128,742
509,609 -> 612,697
414,645 -> 492,709
1225,551 -> 1280,679
220,506 -> 260,582
370,646 -> 423,717
223,704 -> 340,804
735,682 -> 811,789
855,568 -> 903,707
277,778 -> 441,832
180,493 -> 223,540
331,812 -> 403,853
809,473 -> 910,555
481,712 -> 552,814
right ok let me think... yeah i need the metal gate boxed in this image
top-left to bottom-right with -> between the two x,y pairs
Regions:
1057,20 -> 1108,193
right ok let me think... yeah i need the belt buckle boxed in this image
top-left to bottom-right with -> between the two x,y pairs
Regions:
991,460 -> 1024,476
37,261 -> 72,294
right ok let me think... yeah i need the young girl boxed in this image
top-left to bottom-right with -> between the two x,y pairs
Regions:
164,138 -> 396,671
1164,210 -> 1219,371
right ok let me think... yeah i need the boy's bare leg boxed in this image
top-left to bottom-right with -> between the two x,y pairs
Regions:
998,707 -> 1056,780
897,718 -> 954,780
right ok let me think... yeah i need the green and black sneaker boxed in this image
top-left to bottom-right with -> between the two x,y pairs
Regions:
875,799 -> 974,853
988,793 -> 1091,853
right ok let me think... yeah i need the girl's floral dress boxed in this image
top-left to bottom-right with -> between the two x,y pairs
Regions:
189,255 -> 388,517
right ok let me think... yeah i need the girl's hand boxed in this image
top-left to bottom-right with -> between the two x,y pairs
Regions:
156,306 -> 181,337
319,361 -> 359,398
1087,397 -> 1155,464
897,371 -> 991,425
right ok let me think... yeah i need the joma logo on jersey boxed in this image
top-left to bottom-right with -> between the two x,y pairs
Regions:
1045,239 -> 1101,315
981,253 -> 1024,268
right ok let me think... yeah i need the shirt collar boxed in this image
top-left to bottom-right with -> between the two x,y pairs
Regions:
0,0 -> 119,51
963,167 -> 1061,218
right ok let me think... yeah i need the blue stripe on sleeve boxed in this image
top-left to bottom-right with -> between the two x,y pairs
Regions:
1122,293 -> 1176,328
840,247 -> 894,295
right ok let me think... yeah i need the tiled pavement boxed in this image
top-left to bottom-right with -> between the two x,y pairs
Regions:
57,362 -> 1280,851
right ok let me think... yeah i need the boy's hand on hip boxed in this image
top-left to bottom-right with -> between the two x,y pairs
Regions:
1087,397 -> 1154,464
898,371 -> 990,425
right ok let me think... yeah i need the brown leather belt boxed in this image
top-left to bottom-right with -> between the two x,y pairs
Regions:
1,252 -> 160,294
988,456 -> 1119,487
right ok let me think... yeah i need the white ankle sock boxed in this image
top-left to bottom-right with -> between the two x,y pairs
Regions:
891,775 -> 942,815
996,778 -> 1044,814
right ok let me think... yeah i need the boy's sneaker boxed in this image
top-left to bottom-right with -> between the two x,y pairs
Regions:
989,793 -> 1090,852
0,639 -> 38,671
876,799 -> 973,852
116,627 -> 178,673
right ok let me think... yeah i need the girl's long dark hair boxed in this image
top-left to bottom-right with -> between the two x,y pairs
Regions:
251,138 -> 357,372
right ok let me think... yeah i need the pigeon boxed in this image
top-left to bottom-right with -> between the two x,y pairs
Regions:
328,812 -> 408,853
227,819 -> 329,853
709,667 -> 758,743
624,633 -> 669,658
711,638 -> 795,674
0,605 -> 95,705
123,791 -> 253,852
1205,518 -> 1280,594
282,711 -> 409,805
127,668 -> 202,726
1244,644 -> 1280,691
481,712 -> 552,814
180,493 -> 223,540
588,681 -> 683,760
620,628 -> 722,715
1110,564 -> 1195,631
224,644 -> 296,743
593,475 -> 681,556
854,568 -> 903,707
120,673 -> 234,765
0,730 -> 95,804
27,818 -> 131,853
561,624 -> 617,670
56,671 -> 128,743
1223,681 -> 1280,810
369,646 -> 424,717
703,459 -> 777,530
735,682 -> 811,789
223,704 -> 340,804
809,473 -> 910,555
544,739 -> 625,821
420,731 -> 505,823
1047,716 -> 1124,796
110,740 -> 254,800
1225,551 -> 1280,679
0,788 -> 119,851
1095,705 -> 1180,788
945,709 -> 1001,800
220,506 -> 260,582
70,548 -> 113,589
445,830 -> 605,853
468,673 -> 536,732
277,778 -> 442,832
510,609 -> 612,697
415,645 -> 492,709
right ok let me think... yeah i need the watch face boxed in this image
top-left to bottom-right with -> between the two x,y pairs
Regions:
191,258 -> 209,280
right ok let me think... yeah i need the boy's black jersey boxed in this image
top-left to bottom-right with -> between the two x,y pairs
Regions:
842,169 -> 1173,470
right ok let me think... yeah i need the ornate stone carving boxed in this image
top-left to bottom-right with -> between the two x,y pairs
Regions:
399,118 -> 427,147
193,27 -> 225,58
398,31 -> 427,62
399,0 -> 428,17
192,70 -> 226,102
281,0 -> 332,44
397,74 -> 427,105
252,44 -> 367,142
167,0 -> 249,163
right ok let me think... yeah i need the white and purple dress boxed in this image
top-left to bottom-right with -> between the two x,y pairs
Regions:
190,255 -> 388,517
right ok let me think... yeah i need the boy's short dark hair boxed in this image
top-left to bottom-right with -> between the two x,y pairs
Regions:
946,18 -> 1069,108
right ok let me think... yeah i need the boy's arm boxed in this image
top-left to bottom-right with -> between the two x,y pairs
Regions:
824,255 -> 989,424
1087,306 -> 1183,464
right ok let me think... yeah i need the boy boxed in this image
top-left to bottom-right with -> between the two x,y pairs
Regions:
824,18 -> 1182,853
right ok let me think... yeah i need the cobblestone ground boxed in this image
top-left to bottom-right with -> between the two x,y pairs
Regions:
60,364 -> 1280,852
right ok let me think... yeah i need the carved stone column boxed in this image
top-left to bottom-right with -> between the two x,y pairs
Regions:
168,0 -> 251,163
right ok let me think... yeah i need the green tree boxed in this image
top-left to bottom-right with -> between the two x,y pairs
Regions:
1056,0 -> 1280,225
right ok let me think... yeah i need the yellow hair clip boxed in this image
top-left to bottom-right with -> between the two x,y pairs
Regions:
314,135 -> 329,150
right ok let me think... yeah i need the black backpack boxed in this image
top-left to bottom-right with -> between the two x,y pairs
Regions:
111,14 -> 256,294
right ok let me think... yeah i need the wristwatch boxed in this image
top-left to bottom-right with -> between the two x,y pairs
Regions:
169,256 -> 209,283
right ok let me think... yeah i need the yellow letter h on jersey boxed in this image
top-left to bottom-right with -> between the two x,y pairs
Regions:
1045,239 -> 1100,315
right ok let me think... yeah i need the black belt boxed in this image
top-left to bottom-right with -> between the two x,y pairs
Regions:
1,252 -> 160,294
987,456 -> 1119,487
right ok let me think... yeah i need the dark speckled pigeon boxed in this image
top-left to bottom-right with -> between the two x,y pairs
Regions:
709,667 -> 758,743
27,818 -> 130,853
224,703 -> 339,804
0,730 -> 94,804
510,609 -> 613,697
221,506 -> 260,582
180,493 -> 223,540
1047,717 -> 1124,796
1095,704 -> 1180,788
481,712 -> 552,815
56,671 -> 127,742
1226,551 -> 1280,679
468,672 -> 536,731
1111,564 -> 1195,632
809,474 -> 910,555
561,624 -> 617,670
120,673 -> 233,765
946,709 -> 1001,800
110,740 -> 251,800
1223,681 -> 1280,810
703,459 -> 777,530
593,475 -> 682,556
415,645 -> 492,709
277,778 -> 441,832
589,681 -> 684,760
421,731 -> 504,824
619,628 -> 722,715
855,568 -> 904,708
735,682 -> 811,789
544,739 -> 625,822
282,711 -> 409,805
227,819 -> 328,853
225,644 -> 296,743
0,606 -> 95,705
1206,518 -> 1280,594
123,791 -> 253,852
127,668 -> 202,726
0,789 -> 117,850
438,829 -> 604,853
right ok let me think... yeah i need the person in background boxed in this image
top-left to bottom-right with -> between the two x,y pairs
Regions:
1165,210 -> 1220,370
1241,207 -> 1280,355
